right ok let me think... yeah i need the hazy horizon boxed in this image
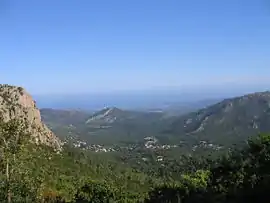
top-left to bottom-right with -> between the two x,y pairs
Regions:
34,83 -> 270,110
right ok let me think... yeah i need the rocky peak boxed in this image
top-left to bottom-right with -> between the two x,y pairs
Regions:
0,84 -> 61,149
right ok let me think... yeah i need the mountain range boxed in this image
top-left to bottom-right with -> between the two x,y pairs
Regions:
40,91 -> 270,147
167,91 -> 270,146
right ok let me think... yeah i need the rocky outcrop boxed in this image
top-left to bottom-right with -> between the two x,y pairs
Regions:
0,84 -> 61,149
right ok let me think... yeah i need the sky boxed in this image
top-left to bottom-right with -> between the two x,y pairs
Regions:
0,0 -> 270,95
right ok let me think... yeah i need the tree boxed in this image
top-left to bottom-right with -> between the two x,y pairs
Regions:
75,180 -> 116,203
146,170 -> 210,203
0,119 -> 30,203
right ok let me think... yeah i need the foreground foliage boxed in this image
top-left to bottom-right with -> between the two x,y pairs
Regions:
1,119 -> 270,202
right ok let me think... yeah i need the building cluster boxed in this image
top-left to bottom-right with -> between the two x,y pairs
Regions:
144,136 -> 177,149
192,140 -> 223,151
64,135 -> 223,154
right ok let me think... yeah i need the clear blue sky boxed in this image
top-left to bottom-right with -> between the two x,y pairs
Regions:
1,0 -> 270,95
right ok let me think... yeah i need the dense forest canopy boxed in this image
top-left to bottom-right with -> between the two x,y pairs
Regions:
0,119 -> 270,202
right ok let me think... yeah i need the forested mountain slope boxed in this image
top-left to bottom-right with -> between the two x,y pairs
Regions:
41,108 -> 92,127
40,91 -> 270,148
168,91 -> 270,145
41,107 -> 165,144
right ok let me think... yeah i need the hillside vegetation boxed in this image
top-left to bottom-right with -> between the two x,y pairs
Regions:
0,118 -> 270,202
1,86 -> 270,202
41,91 -> 270,148
42,107 -> 165,145
168,91 -> 270,146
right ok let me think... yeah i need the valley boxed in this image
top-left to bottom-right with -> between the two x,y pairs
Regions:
1,85 -> 270,202
41,91 -> 270,151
